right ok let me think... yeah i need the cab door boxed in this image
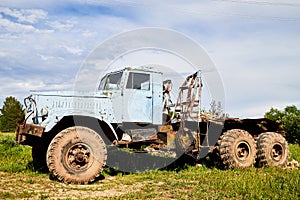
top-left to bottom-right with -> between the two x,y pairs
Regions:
123,71 -> 152,123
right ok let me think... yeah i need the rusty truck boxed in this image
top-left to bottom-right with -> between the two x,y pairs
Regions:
16,66 -> 289,184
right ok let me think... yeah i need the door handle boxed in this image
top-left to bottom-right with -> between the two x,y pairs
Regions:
146,96 -> 152,99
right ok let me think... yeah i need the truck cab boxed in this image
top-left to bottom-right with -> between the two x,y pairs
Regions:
99,66 -> 163,125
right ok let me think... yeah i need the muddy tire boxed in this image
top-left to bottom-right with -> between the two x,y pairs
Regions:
217,129 -> 257,169
46,126 -> 107,184
256,132 -> 289,168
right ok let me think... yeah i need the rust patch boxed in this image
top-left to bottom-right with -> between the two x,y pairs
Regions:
16,124 -> 45,144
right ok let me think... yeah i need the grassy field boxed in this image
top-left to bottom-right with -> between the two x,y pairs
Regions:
0,132 -> 299,199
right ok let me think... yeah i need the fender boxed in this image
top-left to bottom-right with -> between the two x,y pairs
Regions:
43,111 -> 119,142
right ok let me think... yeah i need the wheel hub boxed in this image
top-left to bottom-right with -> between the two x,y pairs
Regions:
236,142 -> 250,161
66,143 -> 91,170
271,143 -> 283,161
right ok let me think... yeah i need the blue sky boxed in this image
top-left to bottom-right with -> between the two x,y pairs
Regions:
0,0 -> 299,117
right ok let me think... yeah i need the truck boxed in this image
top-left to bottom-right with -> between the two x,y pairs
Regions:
16,66 -> 290,184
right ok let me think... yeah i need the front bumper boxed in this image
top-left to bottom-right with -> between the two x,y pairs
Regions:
16,123 -> 45,145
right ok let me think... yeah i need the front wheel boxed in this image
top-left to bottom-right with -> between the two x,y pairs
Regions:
256,132 -> 289,168
46,126 -> 107,184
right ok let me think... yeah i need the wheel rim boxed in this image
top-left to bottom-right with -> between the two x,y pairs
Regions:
271,143 -> 284,162
235,141 -> 251,161
65,143 -> 92,171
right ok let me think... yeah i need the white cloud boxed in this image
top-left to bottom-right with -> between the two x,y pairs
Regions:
0,14 -> 53,33
37,53 -> 65,61
205,32 -> 300,117
81,30 -> 97,37
0,7 -> 47,24
61,45 -> 84,56
0,75 -> 74,105
0,14 -> 36,32
85,0 -> 300,25
0,51 -> 8,57
47,20 -> 76,31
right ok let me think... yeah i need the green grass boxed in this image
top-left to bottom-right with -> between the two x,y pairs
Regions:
0,132 -> 299,199
0,132 -> 32,172
111,167 -> 300,200
289,143 -> 300,161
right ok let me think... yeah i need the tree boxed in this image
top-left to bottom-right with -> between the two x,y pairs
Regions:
209,100 -> 226,118
264,105 -> 300,144
0,96 -> 24,132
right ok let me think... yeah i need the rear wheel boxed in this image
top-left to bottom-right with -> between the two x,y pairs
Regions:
217,129 -> 256,169
256,132 -> 289,167
46,126 -> 107,184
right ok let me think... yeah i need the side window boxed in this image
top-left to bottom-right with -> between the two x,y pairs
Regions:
99,72 -> 123,90
126,72 -> 150,90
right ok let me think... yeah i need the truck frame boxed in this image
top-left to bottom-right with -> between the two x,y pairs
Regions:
16,66 -> 290,184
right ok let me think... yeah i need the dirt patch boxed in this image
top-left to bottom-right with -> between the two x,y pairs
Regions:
0,172 -> 142,199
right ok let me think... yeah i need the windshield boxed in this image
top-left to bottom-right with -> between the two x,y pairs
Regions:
99,71 -> 123,90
